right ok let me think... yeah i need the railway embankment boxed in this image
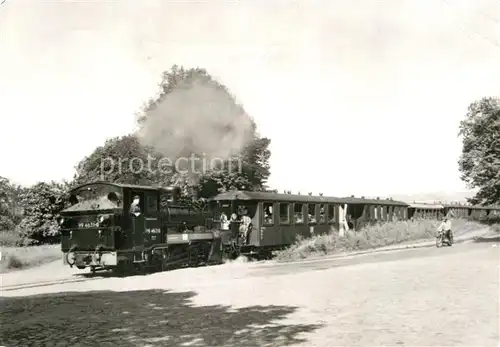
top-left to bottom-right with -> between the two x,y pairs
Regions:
274,219 -> 497,261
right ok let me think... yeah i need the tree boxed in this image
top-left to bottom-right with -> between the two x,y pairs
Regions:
72,135 -> 172,188
16,181 -> 68,244
458,96 -> 500,205
0,176 -> 23,231
197,137 -> 271,198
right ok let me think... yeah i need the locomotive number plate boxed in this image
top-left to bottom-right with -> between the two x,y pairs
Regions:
78,221 -> 99,228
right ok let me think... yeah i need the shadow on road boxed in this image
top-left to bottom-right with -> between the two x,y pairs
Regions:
1,289 -> 322,347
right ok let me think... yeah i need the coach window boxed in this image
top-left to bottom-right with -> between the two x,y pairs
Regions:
327,204 -> 335,223
159,193 -> 170,212
294,203 -> 304,224
319,204 -> 325,224
308,204 -> 317,224
263,202 -> 274,225
279,203 -> 290,224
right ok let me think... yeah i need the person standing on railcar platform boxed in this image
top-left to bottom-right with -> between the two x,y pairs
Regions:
238,206 -> 252,245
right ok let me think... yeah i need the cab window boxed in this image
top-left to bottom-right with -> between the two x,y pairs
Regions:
129,191 -> 145,215
146,195 -> 158,213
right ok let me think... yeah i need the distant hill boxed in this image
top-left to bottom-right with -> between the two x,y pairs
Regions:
389,191 -> 477,204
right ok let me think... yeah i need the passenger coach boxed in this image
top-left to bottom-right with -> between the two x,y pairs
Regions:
208,190 -> 409,255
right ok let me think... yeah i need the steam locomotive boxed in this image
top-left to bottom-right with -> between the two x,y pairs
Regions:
59,181 -> 500,273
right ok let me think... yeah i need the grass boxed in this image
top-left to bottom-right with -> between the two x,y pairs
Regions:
0,230 -> 25,247
0,230 -> 62,273
0,244 -> 62,273
274,219 -> 490,262
492,224 -> 500,233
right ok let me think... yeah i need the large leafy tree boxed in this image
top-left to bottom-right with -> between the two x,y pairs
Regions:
16,181 -> 68,244
72,135 -> 171,188
74,65 -> 271,198
458,96 -> 500,205
197,137 -> 271,197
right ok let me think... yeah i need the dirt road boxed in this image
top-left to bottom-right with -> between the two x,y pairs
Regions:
1,242 -> 499,346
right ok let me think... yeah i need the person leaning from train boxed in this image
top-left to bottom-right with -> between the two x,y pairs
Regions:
129,195 -> 141,216
219,212 -> 230,230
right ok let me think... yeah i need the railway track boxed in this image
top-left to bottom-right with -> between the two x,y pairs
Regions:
1,276 -> 99,293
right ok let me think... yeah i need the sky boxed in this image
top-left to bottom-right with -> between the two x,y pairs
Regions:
0,0 -> 499,198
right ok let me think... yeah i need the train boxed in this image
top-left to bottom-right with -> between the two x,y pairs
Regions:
59,181 -> 500,273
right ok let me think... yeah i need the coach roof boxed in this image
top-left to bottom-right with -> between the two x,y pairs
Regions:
441,203 -> 499,210
209,190 -> 408,206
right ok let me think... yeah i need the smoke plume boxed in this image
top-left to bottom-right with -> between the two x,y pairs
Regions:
137,79 -> 255,183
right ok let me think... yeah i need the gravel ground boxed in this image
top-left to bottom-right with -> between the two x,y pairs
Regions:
1,242 -> 499,347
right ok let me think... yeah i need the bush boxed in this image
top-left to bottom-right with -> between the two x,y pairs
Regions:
0,244 -> 61,273
0,230 -> 22,247
16,182 -> 68,244
0,229 -> 38,247
6,254 -> 24,269
475,214 -> 500,225
274,219 -> 484,261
